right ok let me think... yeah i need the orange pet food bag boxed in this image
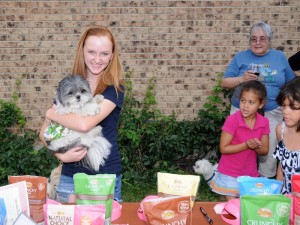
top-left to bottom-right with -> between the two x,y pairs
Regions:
9,175 -> 47,224
142,196 -> 192,225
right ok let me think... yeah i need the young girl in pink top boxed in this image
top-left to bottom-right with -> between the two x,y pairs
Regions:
210,80 -> 270,200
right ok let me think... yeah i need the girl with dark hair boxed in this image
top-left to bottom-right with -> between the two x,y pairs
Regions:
273,77 -> 300,194
209,80 -> 270,201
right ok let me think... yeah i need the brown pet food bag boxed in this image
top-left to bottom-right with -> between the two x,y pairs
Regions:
143,196 -> 192,225
9,175 -> 48,224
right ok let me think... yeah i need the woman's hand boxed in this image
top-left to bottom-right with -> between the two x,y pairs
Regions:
39,118 -> 52,146
55,146 -> 88,163
240,70 -> 259,83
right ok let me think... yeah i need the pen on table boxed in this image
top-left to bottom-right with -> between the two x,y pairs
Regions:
200,206 -> 213,224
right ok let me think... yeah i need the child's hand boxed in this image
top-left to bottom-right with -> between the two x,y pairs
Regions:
246,138 -> 262,150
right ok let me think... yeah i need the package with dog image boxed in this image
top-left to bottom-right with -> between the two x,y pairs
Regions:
74,173 -> 115,225
157,172 -> 200,207
241,195 -> 291,225
8,175 -> 47,224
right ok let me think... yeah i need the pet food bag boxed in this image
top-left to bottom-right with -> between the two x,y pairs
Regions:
157,172 -> 200,207
292,174 -> 300,192
8,175 -> 47,224
142,196 -> 192,225
291,174 -> 300,225
74,173 -> 115,225
0,181 -> 30,225
0,198 -> 6,225
292,193 -> 300,225
43,199 -> 106,225
237,176 -> 282,196
241,195 -> 291,225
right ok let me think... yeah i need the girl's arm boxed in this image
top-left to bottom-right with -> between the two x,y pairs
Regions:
274,123 -> 283,181
275,123 -> 282,141
55,147 -> 87,163
254,134 -> 269,156
39,118 -> 51,146
276,163 -> 284,181
46,99 -> 116,132
220,131 -> 249,154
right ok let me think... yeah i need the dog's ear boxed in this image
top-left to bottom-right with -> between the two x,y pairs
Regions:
56,78 -> 67,106
56,87 -> 65,106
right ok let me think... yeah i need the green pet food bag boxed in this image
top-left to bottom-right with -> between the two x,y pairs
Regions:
74,173 -> 116,225
241,195 -> 291,225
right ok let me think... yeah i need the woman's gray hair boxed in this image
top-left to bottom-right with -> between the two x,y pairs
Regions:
249,21 -> 273,42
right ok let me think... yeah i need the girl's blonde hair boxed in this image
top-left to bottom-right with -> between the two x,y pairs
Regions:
72,25 -> 124,95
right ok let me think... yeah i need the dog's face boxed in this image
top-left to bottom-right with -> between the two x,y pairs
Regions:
56,75 -> 93,109
193,159 -> 213,175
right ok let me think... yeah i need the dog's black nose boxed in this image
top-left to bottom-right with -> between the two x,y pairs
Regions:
76,95 -> 81,101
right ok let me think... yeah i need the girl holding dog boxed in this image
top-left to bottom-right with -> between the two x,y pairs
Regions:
210,80 -> 270,201
40,25 -> 125,203
273,77 -> 300,194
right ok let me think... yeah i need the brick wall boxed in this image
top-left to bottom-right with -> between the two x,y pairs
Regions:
0,0 -> 299,130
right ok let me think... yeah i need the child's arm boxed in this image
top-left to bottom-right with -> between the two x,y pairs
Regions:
275,123 -> 282,141
220,131 -> 250,154
254,134 -> 269,156
274,123 -> 283,181
276,163 -> 284,181
46,99 -> 116,132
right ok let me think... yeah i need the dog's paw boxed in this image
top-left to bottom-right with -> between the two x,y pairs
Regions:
79,103 -> 100,116
93,94 -> 104,104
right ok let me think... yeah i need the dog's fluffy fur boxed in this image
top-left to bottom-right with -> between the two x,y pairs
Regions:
193,159 -> 218,183
45,75 -> 111,171
47,164 -> 62,200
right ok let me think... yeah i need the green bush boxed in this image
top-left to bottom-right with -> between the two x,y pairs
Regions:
0,99 -> 57,185
118,71 -> 230,191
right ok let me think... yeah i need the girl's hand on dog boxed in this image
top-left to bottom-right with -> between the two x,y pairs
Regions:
55,146 -> 87,163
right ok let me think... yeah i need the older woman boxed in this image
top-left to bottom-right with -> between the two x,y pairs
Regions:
221,21 -> 295,178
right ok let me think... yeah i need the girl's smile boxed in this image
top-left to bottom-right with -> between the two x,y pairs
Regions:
83,35 -> 113,77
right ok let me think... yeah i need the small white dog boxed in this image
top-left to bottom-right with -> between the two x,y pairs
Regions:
193,159 -> 218,184
44,75 -> 111,171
